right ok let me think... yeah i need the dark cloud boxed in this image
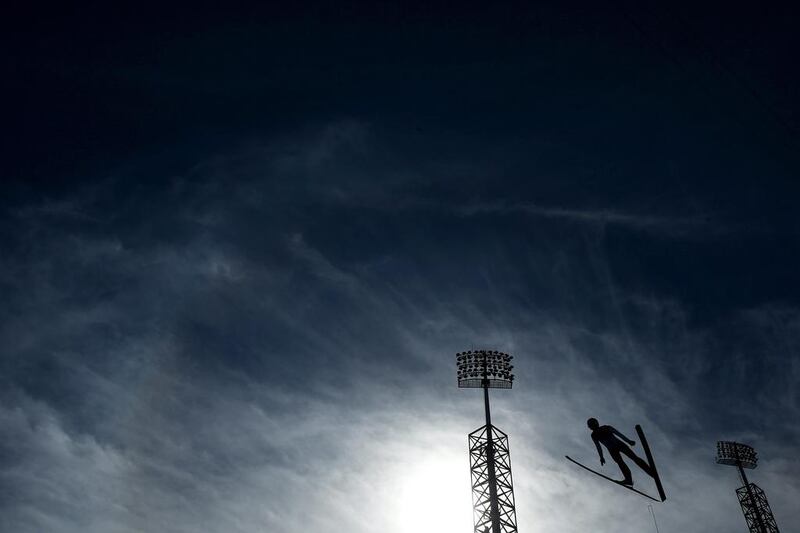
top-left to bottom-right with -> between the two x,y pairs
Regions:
2,121 -> 798,532
3,3 -> 800,532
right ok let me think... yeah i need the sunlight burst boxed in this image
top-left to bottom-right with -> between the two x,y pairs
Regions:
393,452 -> 473,533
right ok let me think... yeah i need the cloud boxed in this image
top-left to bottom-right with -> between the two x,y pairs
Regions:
454,201 -> 717,236
1,122 -> 797,533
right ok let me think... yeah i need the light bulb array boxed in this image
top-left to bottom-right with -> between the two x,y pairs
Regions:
456,349 -> 514,389
716,441 -> 759,469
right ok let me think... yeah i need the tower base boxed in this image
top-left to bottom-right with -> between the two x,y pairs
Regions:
736,483 -> 780,533
468,424 -> 518,533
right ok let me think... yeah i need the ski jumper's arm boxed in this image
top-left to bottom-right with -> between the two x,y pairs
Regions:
610,426 -> 635,445
591,433 -> 605,464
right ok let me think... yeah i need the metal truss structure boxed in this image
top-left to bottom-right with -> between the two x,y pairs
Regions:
457,349 -> 517,533
469,424 -> 517,533
736,483 -> 780,533
716,441 -> 780,533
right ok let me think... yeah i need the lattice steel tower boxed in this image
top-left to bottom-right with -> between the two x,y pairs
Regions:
457,350 -> 517,533
716,441 -> 780,533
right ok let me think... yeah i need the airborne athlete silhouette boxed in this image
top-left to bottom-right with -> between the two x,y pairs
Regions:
565,419 -> 667,502
586,417 -> 651,485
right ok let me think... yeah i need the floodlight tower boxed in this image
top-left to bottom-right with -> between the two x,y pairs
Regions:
456,350 -> 517,533
715,441 -> 780,533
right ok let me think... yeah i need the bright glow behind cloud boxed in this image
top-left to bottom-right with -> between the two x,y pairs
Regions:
1,122 -> 798,533
392,451 -> 472,533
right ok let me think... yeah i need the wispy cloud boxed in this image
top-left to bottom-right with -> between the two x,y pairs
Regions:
455,201 -> 715,233
1,122 -> 797,533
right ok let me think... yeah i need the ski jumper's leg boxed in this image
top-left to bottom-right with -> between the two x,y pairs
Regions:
609,449 -> 632,482
620,446 -> 653,477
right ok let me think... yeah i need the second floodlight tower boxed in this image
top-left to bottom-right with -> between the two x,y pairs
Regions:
457,349 -> 517,533
716,441 -> 780,533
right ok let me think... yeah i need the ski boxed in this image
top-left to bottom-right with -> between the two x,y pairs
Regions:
635,425 -> 666,502
565,455 -> 662,503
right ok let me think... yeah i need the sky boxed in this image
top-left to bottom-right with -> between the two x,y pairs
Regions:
2,2 -> 800,532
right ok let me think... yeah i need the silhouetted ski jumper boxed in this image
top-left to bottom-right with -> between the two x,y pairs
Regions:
587,418 -> 652,485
